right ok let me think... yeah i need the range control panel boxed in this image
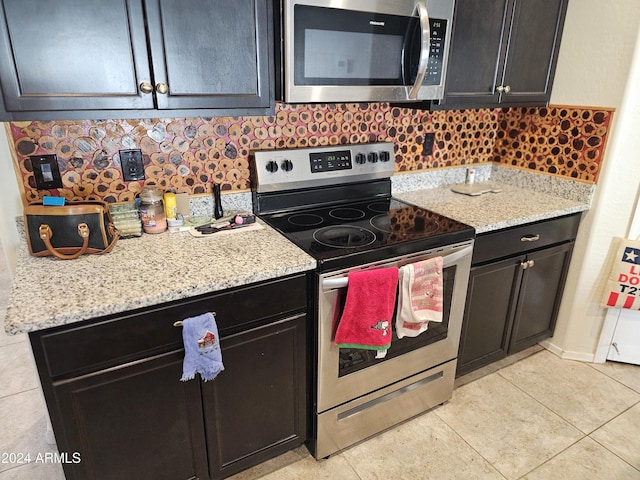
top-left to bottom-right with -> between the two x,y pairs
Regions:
253,142 -> 395,193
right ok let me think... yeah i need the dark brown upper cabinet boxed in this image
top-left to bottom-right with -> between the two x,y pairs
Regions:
436,0 -> 568,109
0,0 -> 274,120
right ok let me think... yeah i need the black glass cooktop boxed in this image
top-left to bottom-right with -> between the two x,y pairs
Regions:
260,197 -> 474,270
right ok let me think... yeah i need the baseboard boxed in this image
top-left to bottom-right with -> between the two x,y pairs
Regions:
539,339 -> 597,363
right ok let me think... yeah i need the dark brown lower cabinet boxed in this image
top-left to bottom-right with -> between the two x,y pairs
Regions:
29,274 -> 308,480
457,214 -> 580,377
204,314 -> 307,479
52,351 -> 208,480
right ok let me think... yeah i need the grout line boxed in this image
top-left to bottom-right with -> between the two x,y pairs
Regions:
496,367 -> 589,434
0,385 -> 39,402
513,437 -> 586,480
588,430 -> 640,475
432,409 -> 509,480
583,361 -> 640,395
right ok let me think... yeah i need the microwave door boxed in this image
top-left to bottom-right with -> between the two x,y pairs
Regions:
404,2 -> 431,99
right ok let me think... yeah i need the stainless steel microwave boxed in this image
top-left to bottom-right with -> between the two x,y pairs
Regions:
280,0 -> 455,104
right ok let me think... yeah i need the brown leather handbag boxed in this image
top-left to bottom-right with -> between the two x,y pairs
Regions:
24,201 -> 120,260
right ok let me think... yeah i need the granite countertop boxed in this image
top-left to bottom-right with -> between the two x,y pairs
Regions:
395,181 -> 590,234
4,219 -> 315,335
5,169 -> 592,335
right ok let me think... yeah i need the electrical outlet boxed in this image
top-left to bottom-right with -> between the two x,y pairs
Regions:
422,132 -> 435,156
120,149 -> 145,182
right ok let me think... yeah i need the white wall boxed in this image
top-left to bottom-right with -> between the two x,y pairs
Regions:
551,0 -> 640,108
0,126 -> 23,277
548,0 -> 640,359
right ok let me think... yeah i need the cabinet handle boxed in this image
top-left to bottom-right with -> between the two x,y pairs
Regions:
521,234 -> 540,242
496,85 -> 512,94
612,342 -> 620,355
496,85 -> 504,93
504,85 -> 511,93
139,81 -> 153,94
156,82 -> 169,94
521,260 -> 535,269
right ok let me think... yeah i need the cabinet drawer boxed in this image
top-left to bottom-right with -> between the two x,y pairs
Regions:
31,274 -> 307,379
472,213 -> 581,264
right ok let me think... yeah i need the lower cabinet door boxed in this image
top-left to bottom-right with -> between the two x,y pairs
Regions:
509,243 -> 574,353
457,256 -> 523,376
52,350 -> 208,480
203,314 -> 307,480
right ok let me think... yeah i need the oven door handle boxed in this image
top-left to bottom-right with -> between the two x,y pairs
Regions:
321,244 -> 473,291
442,244 -> 473,268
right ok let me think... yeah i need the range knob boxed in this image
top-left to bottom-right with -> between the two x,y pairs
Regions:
367,152 -> 378,163
355,153 -> 366,164
379,151 -> 391,162
281,159 -> 293,172
265,160 -> 278,173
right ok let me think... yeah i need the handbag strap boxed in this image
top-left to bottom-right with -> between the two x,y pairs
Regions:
38,223 -> 120,260
39,223 -> 90,260
102,224 -> 120,254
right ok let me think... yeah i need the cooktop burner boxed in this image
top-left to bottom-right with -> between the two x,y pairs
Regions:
260,196 -> 474,269
313,225 -> 377,248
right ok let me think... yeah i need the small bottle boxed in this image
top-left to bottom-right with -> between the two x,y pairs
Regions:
139,188 -> 167,234
465,168 -> 476,185
163,192 -> 177,220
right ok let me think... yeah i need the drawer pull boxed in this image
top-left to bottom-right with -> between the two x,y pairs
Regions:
173,312 -> 217,327
521,234 -> 540,242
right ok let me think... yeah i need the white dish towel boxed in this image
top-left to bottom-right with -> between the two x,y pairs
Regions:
396,257 -> 444,339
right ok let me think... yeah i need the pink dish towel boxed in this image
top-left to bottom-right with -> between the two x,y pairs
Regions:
334,267 -> 399,350
396,257 -> 443,339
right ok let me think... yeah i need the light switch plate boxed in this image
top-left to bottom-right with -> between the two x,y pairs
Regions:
120,149 -> 145,182
31,154 -> 63,190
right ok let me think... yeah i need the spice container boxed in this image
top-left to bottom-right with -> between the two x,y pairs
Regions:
139,188 -> 167,234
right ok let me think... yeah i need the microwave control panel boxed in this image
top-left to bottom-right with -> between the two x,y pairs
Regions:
423,18 -> 447,86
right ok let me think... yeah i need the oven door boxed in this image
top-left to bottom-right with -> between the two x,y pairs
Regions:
283,0 -> 453,103
317,240 -> 472,413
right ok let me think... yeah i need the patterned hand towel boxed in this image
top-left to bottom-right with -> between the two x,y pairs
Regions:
334,267 -> 399,350
396,257 -> 443,339
180,312 -> 224,382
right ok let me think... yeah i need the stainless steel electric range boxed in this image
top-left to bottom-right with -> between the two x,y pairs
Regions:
251,142 -> 475,459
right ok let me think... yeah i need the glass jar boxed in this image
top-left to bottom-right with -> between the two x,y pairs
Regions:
139,188 -> 167,234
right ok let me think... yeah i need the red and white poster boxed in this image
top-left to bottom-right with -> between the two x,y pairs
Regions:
601,238 -> 640,309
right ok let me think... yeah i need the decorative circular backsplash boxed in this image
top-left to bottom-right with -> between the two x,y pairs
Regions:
8,103 -> 612,204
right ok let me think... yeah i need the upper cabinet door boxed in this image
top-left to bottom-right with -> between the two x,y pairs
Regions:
145,0 -> 273,110
500,0 -> 567,106
0,0 -> 154,112
437,0 -> 567,109
439,0 -> 511,106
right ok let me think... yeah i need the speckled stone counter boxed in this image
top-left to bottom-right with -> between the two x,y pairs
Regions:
396,182 -> 588,233
5,166 -> 592,334
5,220 -> 315,335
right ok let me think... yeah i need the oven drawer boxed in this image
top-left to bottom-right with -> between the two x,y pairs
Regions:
314,360 -> 456,459
472,213 -> 581,265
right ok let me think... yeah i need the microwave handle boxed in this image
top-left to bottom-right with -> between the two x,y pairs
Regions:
407,2 -> 430,99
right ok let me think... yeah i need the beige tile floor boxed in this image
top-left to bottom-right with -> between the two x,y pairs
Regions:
0,243 -> 639,479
